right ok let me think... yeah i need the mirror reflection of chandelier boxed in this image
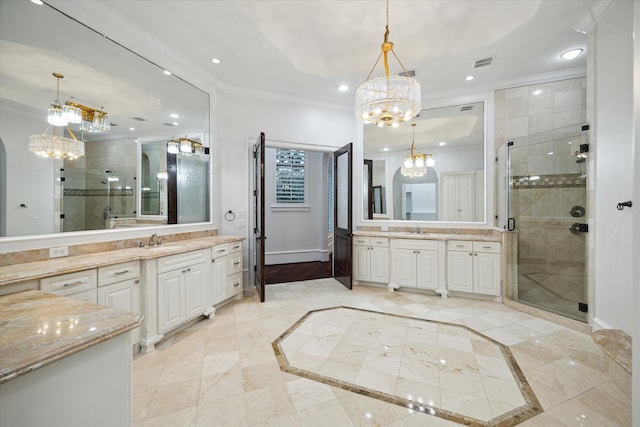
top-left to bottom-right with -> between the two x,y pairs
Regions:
29,72 -> 110,159
46,73 -> 110,133
401,123 -> 434,177
167,137 -> 204,156
355,0 -> 421,127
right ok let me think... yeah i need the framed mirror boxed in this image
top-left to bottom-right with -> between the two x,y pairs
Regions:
363,101 -> 485,222
0,1 -> 210,238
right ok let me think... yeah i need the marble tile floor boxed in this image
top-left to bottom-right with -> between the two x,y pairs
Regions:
132,279 -> 631,426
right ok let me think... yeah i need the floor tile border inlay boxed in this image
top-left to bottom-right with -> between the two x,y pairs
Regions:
272,306 -> 543,427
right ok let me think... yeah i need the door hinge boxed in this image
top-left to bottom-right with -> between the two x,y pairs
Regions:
60,213 -> 65,219
253,150 -> 257,159
579,143 -> 589,154
507,141 -> 514,147
581,124 -> 590,131
578,302 -> 588,313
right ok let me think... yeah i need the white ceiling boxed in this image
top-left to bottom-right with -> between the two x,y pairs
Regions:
60,0 -> 595,109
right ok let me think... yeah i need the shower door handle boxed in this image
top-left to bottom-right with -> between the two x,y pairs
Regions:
507,217 -> 516,231
570,223 -> 589,234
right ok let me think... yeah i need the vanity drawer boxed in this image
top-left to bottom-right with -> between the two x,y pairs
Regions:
41,269 -> 97,296
229,241 -> 243,254
158,249 -> 209,273
448,241 -> 473,252
353,236 -> 370,246
473,241 -> 501,253
371,237 -> 389,247
98,260 -> 140,286
211,244 -> 230,259
396,239 -> 438,251
228,252 -> 243,275
228,272 -> 242,296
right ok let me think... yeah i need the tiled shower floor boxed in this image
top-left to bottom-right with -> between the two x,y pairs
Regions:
132,279 -> 630,426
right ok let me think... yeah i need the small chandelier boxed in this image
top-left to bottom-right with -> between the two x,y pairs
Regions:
401,123 -> 434,177
29,126 -> 84,160
46,73 -> 110,133
168,137 -> 204,156
355,0 -> 421,127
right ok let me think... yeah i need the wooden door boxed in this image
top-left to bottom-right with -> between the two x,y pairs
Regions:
254,133 -> 266,302
333,143 -> 353,289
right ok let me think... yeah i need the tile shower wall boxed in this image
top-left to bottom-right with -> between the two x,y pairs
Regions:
495,77 -> 587,150
62,139 -> 137,232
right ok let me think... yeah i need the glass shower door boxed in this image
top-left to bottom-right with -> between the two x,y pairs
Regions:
506,124 -> 589,322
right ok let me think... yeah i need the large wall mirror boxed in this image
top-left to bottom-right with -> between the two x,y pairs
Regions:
363,101 -> 485,223
0,1 -> 210,238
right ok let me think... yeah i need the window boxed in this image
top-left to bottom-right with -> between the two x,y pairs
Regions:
275,149 -> 306,203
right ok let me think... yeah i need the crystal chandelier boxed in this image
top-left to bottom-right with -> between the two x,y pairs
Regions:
401,123 -> 434,177
355,0 -> 421,127
167,137 -> 204,156
29,126 -> 84,159
45,73 -> 110,133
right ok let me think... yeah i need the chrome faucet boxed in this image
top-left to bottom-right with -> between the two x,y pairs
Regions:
148,233 -> 162,246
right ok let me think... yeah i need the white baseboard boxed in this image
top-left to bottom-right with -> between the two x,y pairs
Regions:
591,317 -> 614,331
266,249 -> 330,265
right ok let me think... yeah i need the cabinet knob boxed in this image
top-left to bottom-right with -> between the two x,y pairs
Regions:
469,253 -> 473,256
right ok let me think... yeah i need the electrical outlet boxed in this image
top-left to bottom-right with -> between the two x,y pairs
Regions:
613,229 -> 621,245
49,246 -> 69,258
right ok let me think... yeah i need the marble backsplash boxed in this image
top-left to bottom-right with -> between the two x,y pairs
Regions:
0,228 -> 218,267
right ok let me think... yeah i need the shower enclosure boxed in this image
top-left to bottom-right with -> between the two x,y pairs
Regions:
501,123 -> 589,322
61,168 -> 136,232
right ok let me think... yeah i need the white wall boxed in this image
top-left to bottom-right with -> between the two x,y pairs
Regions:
592,0 -> 634,335
0,104 -> 58,236
215,92 -> 356,273
264,148 -> 328,264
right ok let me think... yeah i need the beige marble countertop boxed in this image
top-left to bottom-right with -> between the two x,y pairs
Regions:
353,230 -> 502,242
0,290 -> 142,384
0,236 -> 244,287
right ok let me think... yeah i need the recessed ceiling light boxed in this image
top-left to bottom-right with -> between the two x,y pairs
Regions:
338,85 -> 349,92
465,75 -> 475,81
547,151 -> 554,155
560,48 -> 583,60
439,142 -> 446,146
129,127 -> 135,131
172,122 -> 179,126
30,0 -> 43,5
211,58 -> 221,64
532,89 -> 544,96
163,70 -> 172,76
383,148 -> 389,152
170,113 -> 179,119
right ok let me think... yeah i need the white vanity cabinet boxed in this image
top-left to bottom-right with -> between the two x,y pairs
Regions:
447,241 -> 501,296
98,260 -> 141,348
394,239 -> 440,290
353,236 -> 389,284
227,242 -> 243,298
40,269 -> 98,303
210,244 -> 229,305
157,249 -> 210,334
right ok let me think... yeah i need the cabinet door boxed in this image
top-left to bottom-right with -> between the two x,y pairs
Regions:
98,278 -> 140,313
416,250 -> 439,290
353,246 -> 371,282
456,173 -> 475,221
228,272 -> 242,297
210,256 -> 228,305
474,252 -> 501,296
65,288 -> 98,304
370,246 -> 389,283
158,269 -> 185,333
185,263 -> 208,319
396,249 -> 417,287
447,251 -> 474,292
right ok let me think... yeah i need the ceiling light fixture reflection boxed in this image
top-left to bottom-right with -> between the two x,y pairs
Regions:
170,113 -> 179,118
465,75 -> 474,81
560,48 -> 583,60
338,85 -> 349,92
163,70 -> 172,75
439,142 -> 446,146
355,0 -> 420,127
30,0 -> 44,5
211,58 -> 221,64
401,123 -> 433,177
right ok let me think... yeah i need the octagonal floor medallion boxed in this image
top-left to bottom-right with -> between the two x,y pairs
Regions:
272,306 -> 542,426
